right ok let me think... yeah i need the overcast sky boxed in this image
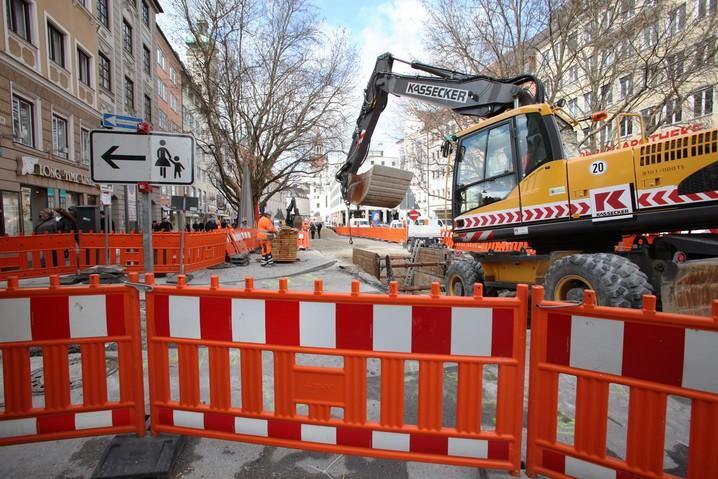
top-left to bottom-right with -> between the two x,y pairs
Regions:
157,0 -> 430,157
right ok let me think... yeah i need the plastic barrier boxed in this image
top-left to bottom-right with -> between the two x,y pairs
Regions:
145,276 -> 528,474
297,230 -> 310,250
229,229 -> 258,251
0,274 -> 145,445
333,226 -> 407,243
526,286 -> 718,479
0,233 -> 77,280
183,231 -> 228,273
78,233 -> 144,272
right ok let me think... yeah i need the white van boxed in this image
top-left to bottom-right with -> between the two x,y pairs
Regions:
349,218 -> 370,228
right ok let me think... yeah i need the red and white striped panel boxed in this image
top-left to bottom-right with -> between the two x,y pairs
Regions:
158,408 -> 510,461
521,201 -> 570,223
546,312 -> 718,393
638,186 -> 718,209
153,296 -> 515,357
541,450 -> 632,479
568,199 -> 591,217
0,409 -> 131,439
456,208 -> 521,230
457,230 -> 494,242
0,295 -> 126,343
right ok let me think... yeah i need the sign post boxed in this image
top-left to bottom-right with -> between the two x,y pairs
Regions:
100,184 -> 113,265
91,130 -> 195,275
169,195 -> 198,282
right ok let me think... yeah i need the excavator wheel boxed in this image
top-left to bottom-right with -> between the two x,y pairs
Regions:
347,165 -> 413,208
445,259 -> 483,296
544,253 -> 652,308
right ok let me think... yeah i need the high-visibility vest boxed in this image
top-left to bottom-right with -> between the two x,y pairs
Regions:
257,216 -> 275,240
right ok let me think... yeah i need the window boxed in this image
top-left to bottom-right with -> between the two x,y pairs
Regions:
695,36 -> 716,66
600,123 -> 613,147
7,0 -> 32,42
567,98 -> 579,116
583,92 -> 592,113
142,45 -> 151,74
485,124 -> 514,178
98,53 -> 111,91
697,0 -> 716,18
170,94 -> 177,112
157,78 -> 168,101
567,32 -> 578,50
668,4 -> 686,35
641,107 -> 657,130
144,95 -> 152,122
600,83 -> 613,105
642,23 -> 658,49
619,75 -> 632,99
11,95 -> 34,147
692,87 -> 713,117
124,76 -> 134,112
47,22 -> 65,68
142,0 -> 150,26
96,0 -> 109,29
78,49 -> 91,86
81,128 -> 90,165
620,0 -> 635,16
52,114 -> 68,158
158,110 -> 167,129
156,48 -> 166,69
620,116 -> 633,137
122,19 -> 133,55
170,66 -> 177,84
667,52 -> 685,78
666,97 -> 683,124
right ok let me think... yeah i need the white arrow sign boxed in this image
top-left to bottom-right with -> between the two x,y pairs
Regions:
90,130 -> 195,185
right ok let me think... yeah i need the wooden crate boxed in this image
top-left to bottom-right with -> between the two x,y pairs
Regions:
271,227 -> 298,262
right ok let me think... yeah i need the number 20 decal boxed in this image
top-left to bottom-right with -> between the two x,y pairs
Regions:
590,160 -> 607,175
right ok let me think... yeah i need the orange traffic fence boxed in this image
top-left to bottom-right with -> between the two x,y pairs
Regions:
78,233 -> 144,272
226,228 -> 258,257
333,226 -> 408,243
526,286 -> 718,479
297,229 -> 310,250
0,274 -> 145,445
0,233 -> 78,280
144,276 -> 528,474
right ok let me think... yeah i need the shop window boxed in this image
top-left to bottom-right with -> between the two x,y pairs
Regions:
1,191 -> 21,236
7,0 -> 32,42
47,21 -> 66,68
52,114 -> 69,158
12,94 -> 34,147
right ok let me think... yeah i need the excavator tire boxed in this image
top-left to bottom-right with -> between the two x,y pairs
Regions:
445,259 -> 483,296
544,253 -> 652,308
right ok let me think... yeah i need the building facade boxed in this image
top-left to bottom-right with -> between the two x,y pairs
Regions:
0,0 -> 106,235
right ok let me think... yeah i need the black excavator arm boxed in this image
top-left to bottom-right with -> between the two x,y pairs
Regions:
336,52 -> 545,208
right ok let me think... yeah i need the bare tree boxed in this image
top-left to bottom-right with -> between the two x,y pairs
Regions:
174,0 -> 356,211
422,0 -> 717,152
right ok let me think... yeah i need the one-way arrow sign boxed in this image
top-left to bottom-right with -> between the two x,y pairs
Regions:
101,145 -> 146,169
91,130 -> 194,185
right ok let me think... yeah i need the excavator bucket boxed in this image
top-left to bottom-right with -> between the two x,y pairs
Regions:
660,258 -> 718,317
346,165 -> 413,208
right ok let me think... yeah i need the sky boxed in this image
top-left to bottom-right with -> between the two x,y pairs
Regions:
157,0 -> 431,157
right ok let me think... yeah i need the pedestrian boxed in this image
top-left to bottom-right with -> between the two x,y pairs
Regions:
159,217 -> 172,232
316,221 -> 323,239
310,222 -> 316,239
34,208 -> 57,234
192,220 -> 200,232
205,216 -> 217,231
220,218 -> 228,229
185,223 -> 191,232
257,211 -> 276,267
55,208 -> 77,234
152,220 -> 160,232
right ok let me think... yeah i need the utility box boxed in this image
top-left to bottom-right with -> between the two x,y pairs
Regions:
74,205 -> 100,232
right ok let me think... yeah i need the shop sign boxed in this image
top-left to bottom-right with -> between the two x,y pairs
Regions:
22,156 -> 94,185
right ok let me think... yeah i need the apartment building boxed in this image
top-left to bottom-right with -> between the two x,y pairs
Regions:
0,0 -> 105,234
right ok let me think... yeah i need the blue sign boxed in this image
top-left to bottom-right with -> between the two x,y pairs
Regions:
102,113 -> 143,130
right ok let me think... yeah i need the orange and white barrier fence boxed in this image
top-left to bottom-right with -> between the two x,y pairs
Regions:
0,234 -> 77,280
145,276 -> 528,474
78,233 -> 144,272
0,274 -> 145,445
333,226 -> 408,243
526,287 -> 718,478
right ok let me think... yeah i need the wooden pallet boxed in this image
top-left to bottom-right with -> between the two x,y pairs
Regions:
271,227 -> 298,262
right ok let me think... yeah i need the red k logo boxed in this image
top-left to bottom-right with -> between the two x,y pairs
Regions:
594,190 -> 628,212
590,184 -> 633,221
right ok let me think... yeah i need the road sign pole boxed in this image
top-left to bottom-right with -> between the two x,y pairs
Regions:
141,189 -> 153,273
179,209 -> 186,276
104,203 -> 111,265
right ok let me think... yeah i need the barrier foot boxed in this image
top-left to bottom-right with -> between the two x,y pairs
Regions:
91,433 -> 186,479
165,273 -> 194,284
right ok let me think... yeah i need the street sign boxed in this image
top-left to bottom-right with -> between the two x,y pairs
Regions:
100,184 -> 113,206
102,113 -> 143,130
408,209 -> 420,221
90,130 -> 195,185
171,195 -> 199,212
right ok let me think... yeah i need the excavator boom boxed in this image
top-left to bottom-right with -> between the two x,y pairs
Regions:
337,52 -> 544,208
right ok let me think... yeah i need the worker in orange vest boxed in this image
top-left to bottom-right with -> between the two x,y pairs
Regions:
257,212 -> 277,266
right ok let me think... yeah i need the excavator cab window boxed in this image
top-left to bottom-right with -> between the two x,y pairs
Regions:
455,121 -> 517,214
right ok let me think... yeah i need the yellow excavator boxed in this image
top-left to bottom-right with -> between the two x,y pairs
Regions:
337,53 -> 718,314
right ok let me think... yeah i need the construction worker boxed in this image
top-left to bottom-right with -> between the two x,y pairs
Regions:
257,212 -> 276,266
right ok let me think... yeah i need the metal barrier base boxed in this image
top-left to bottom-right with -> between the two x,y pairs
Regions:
91,433 -> 186,479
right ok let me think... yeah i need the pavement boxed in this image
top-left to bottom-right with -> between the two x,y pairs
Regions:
0,231 -> 690,478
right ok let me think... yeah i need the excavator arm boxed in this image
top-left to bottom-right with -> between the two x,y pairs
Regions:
336,52 -> 545,208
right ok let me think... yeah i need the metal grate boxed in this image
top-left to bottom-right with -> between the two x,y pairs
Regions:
640,129 -> 718,166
